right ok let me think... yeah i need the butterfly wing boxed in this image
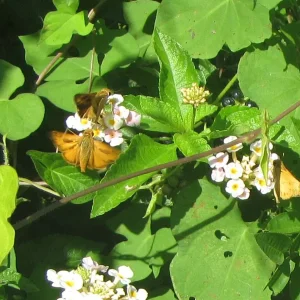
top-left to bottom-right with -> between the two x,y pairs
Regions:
74,93 -> 96,118
274,160 -> 300,201
50,131 -> 81,166
89,139 -> 120,169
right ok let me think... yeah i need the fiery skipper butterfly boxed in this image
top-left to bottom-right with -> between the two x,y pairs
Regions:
273,159 -> 300,202
50,129 -> 120,172
74,88 -> 112,123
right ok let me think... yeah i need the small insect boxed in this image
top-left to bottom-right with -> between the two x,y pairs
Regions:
273,159 -> 300,202
50,129 -> 120,172
74,88 -> 112,123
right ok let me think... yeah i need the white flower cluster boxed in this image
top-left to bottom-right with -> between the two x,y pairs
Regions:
208,136 -> 279,200
47,257 -> 148,300
66,94 -> 141,147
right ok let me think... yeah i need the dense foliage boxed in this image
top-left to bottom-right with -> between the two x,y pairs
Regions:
1,0 -> 300,299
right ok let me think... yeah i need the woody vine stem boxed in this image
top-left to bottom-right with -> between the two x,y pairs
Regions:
13,101 -> 300,230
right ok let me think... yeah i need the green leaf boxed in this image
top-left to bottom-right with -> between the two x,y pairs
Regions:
0,94 -> 44,141
40,10 -> 93,45
255,232 -> 291,265
0,60 -> 24,99
267,258 -> 295,296
124,95 -> 185,133
53,0 -> 78,14
290,264 -> 300,300
123,0 -> 159,62
267,212 -> 300,234
194,103 -> 218,123
156,0 -> 272,58
154,30 -> 200,131
91,134 -> 177,217
239,46 -> 300,143
27,151 -> 99,204
106,203 -> 177,281
173,131 -> 210,160
95,21 -> 140,75
19,32 -> 62,76
36,77 -> 106,112
0,268 -> 38,292
170,179 -> 274,299
0,166 -> 18,264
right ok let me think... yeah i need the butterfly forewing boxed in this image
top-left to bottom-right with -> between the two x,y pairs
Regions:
50,129 -> 120,172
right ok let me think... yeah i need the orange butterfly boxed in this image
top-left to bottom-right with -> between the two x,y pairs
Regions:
273,160 -> 300,202
74,88 -> 112,123
50,129 -> 120,172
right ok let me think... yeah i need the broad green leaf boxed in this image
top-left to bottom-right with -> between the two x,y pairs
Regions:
19,32 -> 62,76
255,232 -> 291,265
154,30 -> 200,131
267,258 -> 295,296
0,94 -> 44,141
267,212 -> 300,234
53,0 -> 78,14
0,268 -> 38,292
170,179 -> 274,299
36,77 -> 106,112
238,46 -> 300,141
194,103 -> 218,123
107,203 -> 177,281
290,264 -> 300,300
91,134 -> 177,217
124,95 -> 185,133
40,11 -> 93,45
0,60 -> 24,99
123,0 -> 159,62
28,151 -> 99,204
156,0 -> 272,59
0,166 -> 18,264
196,59 -> 217,85
173,131 -> 210,160
95,22 -> 140,76
149,289 -> 177,300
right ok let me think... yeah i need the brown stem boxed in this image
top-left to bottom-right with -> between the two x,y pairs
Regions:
13,101 -> 300,230
35,0 -> 107,86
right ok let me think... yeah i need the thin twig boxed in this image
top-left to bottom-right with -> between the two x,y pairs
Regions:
19,177 -> 60,197
35,0 -> 107,86
212,74 -> 238,105
12,101 -> 300,230
88,45 -> 96,93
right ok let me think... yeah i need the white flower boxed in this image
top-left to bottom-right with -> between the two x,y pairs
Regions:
250,140 -> 273,157
225,179 -> 245,198
211,168 -> 225,182
103,113 -> 124,130
60,290 -> 84,300
224,162 -> 243,179
237,188 -> 250,200
126,285 -> 148,300
114,105 -> 130,119
93,128 -> 105,141
82,257 -> 108,273
46,269 -> 63,287
107,94 -> 124,106
254,175 -> 274,194
224,136 -> 243,152
112,288 -> 126,300
58,271 -> 83,291
104,129 -> 124,147
66,113 -> 92,131
208,152 -> 229,168
108,266 -> 133,285
271,153 -> 280,161
125,111 -> 141,127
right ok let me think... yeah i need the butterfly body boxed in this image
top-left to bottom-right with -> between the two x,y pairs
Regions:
50,129 -> 120,172
273,160 -> 300,202
74,88 -> 112,123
